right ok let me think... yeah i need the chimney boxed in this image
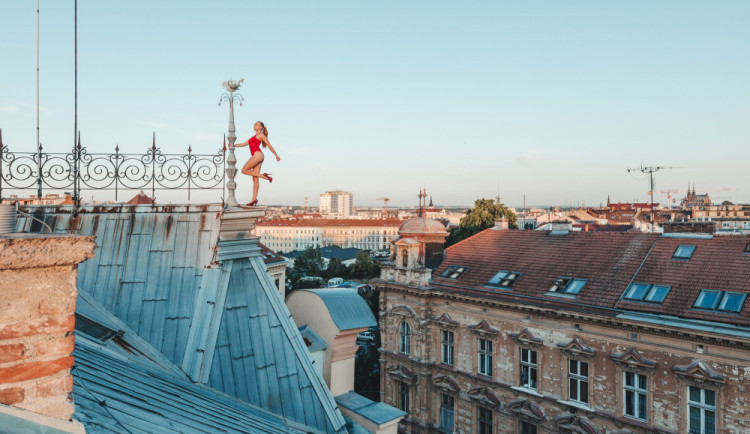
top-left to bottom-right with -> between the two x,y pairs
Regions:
550,220 -> 573,235
0,234 -> 95,425
493,218 -> 509,230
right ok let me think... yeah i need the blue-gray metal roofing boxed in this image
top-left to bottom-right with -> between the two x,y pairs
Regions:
283,246 -> 360,261
73,335 -> 310,433
299,325 -> 328,352
298,288 -> 377,330
334,391 -> 406,425
17,205 -> 347,433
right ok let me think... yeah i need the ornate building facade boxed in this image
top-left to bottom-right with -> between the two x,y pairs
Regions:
375,220 -> 750,433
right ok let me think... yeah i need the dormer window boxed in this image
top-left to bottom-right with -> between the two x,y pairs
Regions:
548,277 -> 587,295
486,271 -> 522,289
623,283 -> 671,304
694,290 -> 746,313
439,265 -> 468,279
673,245 -> 697,260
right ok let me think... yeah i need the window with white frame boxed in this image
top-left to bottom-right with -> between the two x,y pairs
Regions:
688,386 -> 716,434
478,338 -> 493,376
623,371 -> 647,421
569,359 -> 589,404
398,381 -> 409,413
399,322 -> 411,355
477,406 -> 493,434
441,330 -> 454,366
520,348 -> 538,390
439,394 -> 454,433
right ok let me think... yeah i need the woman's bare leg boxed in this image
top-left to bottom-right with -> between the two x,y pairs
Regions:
251,161 -> 262,201
241,152 -> 271,182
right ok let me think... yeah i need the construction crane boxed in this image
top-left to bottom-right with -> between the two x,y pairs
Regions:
659,189 -> 678,208
627,165 -> 679,230
377,197 -> 390,218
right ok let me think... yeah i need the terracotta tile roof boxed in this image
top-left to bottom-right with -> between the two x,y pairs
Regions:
617,235 -> 750,325
257,218 -> 404,227
258,242 -> 285,264
432,229 -> 750,326
434,230 -> 659,313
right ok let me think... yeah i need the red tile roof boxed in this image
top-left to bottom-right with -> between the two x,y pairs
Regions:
432,230 -> 750,326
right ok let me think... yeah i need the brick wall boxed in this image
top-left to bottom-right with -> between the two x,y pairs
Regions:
0,234 -> 94,421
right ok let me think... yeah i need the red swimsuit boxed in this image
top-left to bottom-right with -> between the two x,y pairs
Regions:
248,136 -> 262,155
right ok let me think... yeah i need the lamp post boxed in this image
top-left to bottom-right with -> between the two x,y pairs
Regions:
219,79 -> 244,207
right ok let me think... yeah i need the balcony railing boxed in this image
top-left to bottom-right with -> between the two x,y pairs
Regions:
0,130 -> 226,213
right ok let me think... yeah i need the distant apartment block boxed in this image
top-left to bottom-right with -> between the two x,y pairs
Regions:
255,218 -> 403,253
320,190 -> 353,218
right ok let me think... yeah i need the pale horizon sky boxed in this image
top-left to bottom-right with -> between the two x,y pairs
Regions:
2,1 -> 749,208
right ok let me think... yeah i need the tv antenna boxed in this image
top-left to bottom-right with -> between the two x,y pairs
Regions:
626,165 -> 679,231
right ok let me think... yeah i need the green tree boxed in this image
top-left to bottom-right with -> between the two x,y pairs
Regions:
293,246 -> 324,277
349,250 -> 380,280
445,198 -> 517,247
324,257 -> 348,279
722,200 -> 734,206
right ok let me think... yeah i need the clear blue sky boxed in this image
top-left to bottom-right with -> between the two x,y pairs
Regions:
2,1 -> 749,207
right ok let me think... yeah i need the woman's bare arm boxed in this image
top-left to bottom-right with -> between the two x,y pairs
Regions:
234,138 -> 249,147
260,134 -> 281,161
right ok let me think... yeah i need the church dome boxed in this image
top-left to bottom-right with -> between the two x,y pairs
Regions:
399,217 -> 448,236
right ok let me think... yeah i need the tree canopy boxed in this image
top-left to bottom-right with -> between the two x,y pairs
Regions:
445,198 -> 517,247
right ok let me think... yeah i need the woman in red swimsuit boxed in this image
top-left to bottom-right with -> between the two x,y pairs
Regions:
234,121 -> 280,206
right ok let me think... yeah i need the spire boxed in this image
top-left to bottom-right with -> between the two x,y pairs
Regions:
429,195 -> 433,208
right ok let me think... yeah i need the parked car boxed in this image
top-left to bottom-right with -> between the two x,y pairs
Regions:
356,331 -> 376,342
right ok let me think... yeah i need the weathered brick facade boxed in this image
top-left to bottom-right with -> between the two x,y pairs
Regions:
376,227 -> 750,433
0,234 -> 95,421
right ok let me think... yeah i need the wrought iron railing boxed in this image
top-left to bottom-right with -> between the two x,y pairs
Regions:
0,129 -> 226,213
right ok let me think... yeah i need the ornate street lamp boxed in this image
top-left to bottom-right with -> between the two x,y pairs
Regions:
219,78 -> 244,207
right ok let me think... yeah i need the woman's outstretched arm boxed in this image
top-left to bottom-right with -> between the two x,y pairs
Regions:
234,138 -> 249,147
260,135 -> 281,161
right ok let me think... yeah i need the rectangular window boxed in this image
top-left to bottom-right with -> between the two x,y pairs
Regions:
718,292 -> 746,313
624,283 -> 672,303
519,421 -> 538,434
569,359 -> 589,404
548,277 -> 587,294
694,290 -> 722,309
623,372 -> 647,421
688,386 -> 716,434
520,348 -> 538,390
673,244 -> 697,259
477,407 -> 493,434
398,381 -> 409,413
439,394 -> 454,433
439,265 -> 468,279
441,330 -> 454,366
487,270 -> 522,288
478,339 -> 493,377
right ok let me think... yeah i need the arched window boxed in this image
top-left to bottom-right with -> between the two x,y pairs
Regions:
402,249 -> 409,267
399,322 -> 411,354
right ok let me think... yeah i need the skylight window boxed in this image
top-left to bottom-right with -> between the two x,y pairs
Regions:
718,292 -> 746,313
744,243 -> 750,254
548,277 -> 587,295
439,265 -> 468,279
487,270 -> 522,288
673,245 -> 697,260
694,290 -> 746,313
623,283 -> 671,303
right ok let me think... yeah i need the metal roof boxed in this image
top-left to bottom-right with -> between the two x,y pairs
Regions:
299,325 -> 327,352
17,204 -> 347,433
297,288 -> 377,330
334,391 -> 406,425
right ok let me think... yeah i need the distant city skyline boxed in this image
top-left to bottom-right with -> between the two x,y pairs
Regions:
2,1 -> 749,207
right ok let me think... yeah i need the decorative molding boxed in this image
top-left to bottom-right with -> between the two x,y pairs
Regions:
387,364 -> 417,384
507,398 -> 544,421
509,328 -> 543,349
392,305 -> 418,319
468,385 -> 501,408
558,337 -> 596,360
469,319 -> 499,336
555,414 -> 599,434
673,360 -> 726,389
432,375 -> 460,395
610,348 -> 656,374
433,312 -> 459,329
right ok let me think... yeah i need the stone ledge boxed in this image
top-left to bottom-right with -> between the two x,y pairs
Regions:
0,235 -> 95,270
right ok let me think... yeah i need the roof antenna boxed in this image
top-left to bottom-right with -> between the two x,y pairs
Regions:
626,164 -> 680,232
